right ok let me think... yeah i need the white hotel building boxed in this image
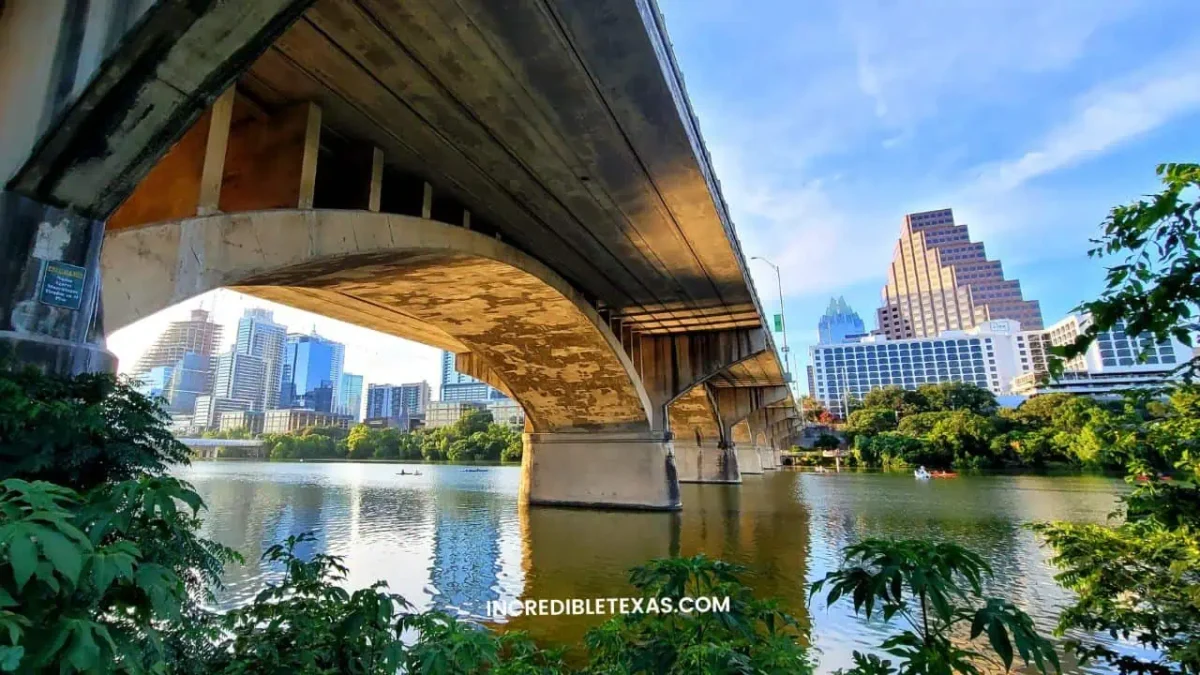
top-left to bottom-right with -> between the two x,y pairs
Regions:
810,316 -> 1190,418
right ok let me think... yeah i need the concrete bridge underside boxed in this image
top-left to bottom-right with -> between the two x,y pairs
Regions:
2,0 -> 803,510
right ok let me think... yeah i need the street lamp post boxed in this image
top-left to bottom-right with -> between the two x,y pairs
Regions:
750,256 -> 793,396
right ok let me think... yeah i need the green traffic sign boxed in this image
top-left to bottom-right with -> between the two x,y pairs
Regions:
773,314 -> 784,332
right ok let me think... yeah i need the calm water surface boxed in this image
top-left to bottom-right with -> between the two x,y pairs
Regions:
178,462 -> 1131,673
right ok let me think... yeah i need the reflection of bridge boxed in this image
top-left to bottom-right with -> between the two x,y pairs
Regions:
1,0 -> 801,509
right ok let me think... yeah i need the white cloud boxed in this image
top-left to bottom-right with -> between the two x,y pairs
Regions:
969,60 -> 1200,193
841,0 -> 1135,128
714,144 -> 897,299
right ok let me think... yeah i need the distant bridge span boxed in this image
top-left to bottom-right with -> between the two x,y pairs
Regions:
1,0 -> 801,509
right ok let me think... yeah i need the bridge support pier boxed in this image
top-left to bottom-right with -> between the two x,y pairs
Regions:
675,444 -> 741,483
0,193 -> 116,375
519,431 -> 681,510
758,446 -> 778,470
736,445 -> 764,474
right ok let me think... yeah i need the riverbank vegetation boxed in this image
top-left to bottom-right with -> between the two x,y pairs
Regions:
846,382 -> 1200,472
206,408 -> 523,463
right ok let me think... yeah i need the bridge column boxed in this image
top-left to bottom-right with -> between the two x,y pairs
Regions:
710,386 -> 790,476
520,431 -> 680,510
748,411 -> 778,470
731,421 -> 763,474
0,193 -> 115,374
669,386 -> 740,483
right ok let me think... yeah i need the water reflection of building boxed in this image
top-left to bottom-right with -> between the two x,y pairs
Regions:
429,491 -> 504,618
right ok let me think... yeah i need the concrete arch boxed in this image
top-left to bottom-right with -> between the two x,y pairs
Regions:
101,209 -> 653,433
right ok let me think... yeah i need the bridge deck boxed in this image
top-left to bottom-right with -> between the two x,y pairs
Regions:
230,0 -> 765,338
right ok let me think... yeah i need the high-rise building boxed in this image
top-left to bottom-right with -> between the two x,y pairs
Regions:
876,209 -> 1042,340
162,352 -> 215,415
810,313 -> 1192,416
366,382 -> 432,420
135,365 -> 174,400
212,350 -> 266,411
426,401 -> 487,428
439,350 -> 506,402
281,333 -> 345,413
132,309 -> 223,375
818,296 -> 867,344
809,319 -> 1031,418
338,373 -> 364,420
263,409 -> 353,434
192,394 -> 251,430
1011,314 -> 1189,397
235,309 -> 287,411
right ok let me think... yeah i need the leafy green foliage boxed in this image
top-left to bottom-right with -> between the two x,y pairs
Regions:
812,539 -> 1059,675
1052,163 -> 1200,375
0,369 -> 237,674
0,370 -> 188,489
207,533 -> 410,674
846,408 -> 900,436
813,433 -> 841,450
342,411 -> 522,464
1034,394 -> 1200,674
584,555 -> 813,675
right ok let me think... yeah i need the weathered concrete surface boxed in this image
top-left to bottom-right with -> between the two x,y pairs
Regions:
675,445 -> 740,484
8,0 -> 314,217
519,432 -> 680,510
758,447 -> 778,471
666,385 -> 740,482
736,446 -> 764,474
102,210 -> 652,433
0,192 -> 115,374
731,420 -> 762,474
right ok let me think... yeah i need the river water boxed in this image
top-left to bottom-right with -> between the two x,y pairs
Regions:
179,462 -> 1132,673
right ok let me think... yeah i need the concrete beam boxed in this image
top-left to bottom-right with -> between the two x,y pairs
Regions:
637,329 -> 770,429
7,0 -> 315,217
101,209 -> 654,433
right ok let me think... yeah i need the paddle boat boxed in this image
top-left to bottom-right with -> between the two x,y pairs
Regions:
915,466 -> 958,479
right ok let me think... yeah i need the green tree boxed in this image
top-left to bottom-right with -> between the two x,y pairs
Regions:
845,408 -> 899,436
811,539 -> 1059,675
917,382 -> 997,415
813,433 -> 841,451
896,411 -> 953,438
1053,163 -> 1200,373
862,386 -> 930,417
854,433 -> 932,469
926,411 -> 996,468
346,424 -> 377,460
421,427 -> 453,462
1033,163 -> 1200,675
0,369 -> 237,674
1005,394 -> 1076,430
455,408 -> 494,437
585,556 -> 812,674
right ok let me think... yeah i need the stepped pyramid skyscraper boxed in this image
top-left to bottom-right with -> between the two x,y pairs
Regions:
876,209 -> 1042,339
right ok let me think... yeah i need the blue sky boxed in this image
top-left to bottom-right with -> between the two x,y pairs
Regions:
110,1 -> 1200,395
657,0 -> 1200,389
